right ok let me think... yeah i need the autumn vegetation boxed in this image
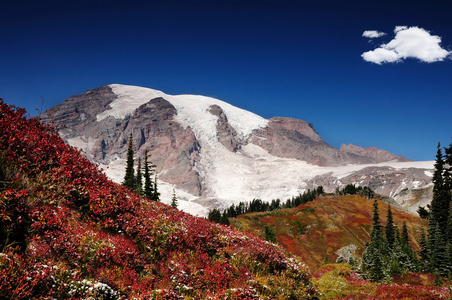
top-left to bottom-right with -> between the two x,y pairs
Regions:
2,98 -> 452,300
0,100 -> 317,299
229,193 -> 452,298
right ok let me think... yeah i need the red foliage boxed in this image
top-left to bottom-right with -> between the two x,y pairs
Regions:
0,250 -> 53,299
0,100 -> 317,298
374,284 -> 449,299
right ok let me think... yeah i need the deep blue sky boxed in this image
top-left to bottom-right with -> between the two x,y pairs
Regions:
1,0 -> 451,161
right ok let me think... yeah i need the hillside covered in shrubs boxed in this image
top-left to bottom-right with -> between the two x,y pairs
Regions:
0,100 -> 318,299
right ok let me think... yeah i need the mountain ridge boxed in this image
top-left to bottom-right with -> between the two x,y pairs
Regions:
41,84 -> 433,216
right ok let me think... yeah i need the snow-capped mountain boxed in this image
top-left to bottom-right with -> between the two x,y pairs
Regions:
42,84 -> 434,216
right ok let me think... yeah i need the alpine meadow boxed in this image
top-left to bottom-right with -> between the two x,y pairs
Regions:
2,1 -> 452,299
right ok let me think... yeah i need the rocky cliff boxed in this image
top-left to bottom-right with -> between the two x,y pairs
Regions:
41,84 -> 433,215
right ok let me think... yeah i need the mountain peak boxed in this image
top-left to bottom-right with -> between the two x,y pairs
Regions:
339,143 -> 411,163
41,84 -> 433,216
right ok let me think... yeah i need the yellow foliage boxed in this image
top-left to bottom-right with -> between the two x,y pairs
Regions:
314,272 -> 350,299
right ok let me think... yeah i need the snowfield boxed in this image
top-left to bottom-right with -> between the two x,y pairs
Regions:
93,84 -> 434,217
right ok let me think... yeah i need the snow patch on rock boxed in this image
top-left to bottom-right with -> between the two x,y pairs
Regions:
100,84 -> 268,141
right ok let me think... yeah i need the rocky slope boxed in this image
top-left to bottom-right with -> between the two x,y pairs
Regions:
41,84 -> 434,216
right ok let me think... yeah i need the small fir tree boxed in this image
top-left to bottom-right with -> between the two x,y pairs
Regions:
430,220 -> 448,276
264,225 -> 276,243
368,248 -> 386,282
362,199 -> 388,282
123,133 -> 135,189
385,204 -> 395,250
446,242 -> 452,276
220,211 -> 230,225
152,174 -> 160,201
370,199 -> 383,242
446,200 -> 452,244
171,189 -> 178,208
418,227 -> 430,272
400,222 -> 418,271
417,206 -> 429,219
143,150 -> 155,199
401,222 -> 409,246
208,209 -> 222,223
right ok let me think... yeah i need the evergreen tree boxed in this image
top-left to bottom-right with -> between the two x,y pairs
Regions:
208,209 -> 221,223
418,227 -> 429,272
135,157 -> 143,194
444,141 -> 452,197
427,142 -> 452,275
368,247 -> 386,282
447,205 -> 452,244
430,220 -> 448,276
227,204 -> 237,218
143,150 -> 154,199
430,143 -> 449,234
401,222 -> 409,246
152,174 -> 160,201
220,211 -> 230,225
400,222 -> 418,271
264,225 -> 276,243
171,189 -> 178,208
385,204 -> 395,250
370,199 -> 383,241
446,242 -> 452,276
417,206 -> 429,219
123,133 -> 135,189
362,199 -> 388,282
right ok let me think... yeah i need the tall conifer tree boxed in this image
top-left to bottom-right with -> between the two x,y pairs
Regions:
430,143 -> 449,233
444,141 -> 452,194
428,142 -> 451,272
400,222 -> 417,269
385,204 -> 395,250
143,150 -> 154,199
362,199 -> 388,282
153,174 -> 160,201
446,205 -> 452,244
419,228 -> 429,272
171,189 -> 178,208
123,133 -> 135,189
431,221 -> 448,276
401,222 -> 409,246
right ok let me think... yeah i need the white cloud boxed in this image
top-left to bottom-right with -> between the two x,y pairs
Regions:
362,30 -> 386,38
394,26 -> 408,33
362,26 -> 451,64
361,48 -> 400,64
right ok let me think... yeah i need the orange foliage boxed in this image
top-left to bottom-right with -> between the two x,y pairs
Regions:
235,194 -> 427,272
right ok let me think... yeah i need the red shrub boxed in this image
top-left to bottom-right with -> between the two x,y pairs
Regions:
0,100 -> 317,298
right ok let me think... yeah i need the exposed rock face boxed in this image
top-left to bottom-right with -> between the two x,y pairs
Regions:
339,144 -> 411,163
306,166 -> 431,198
393,185 -> 433,214
41,85 -> 118,147
247,117 -> 410,166
208,104 -> 240,152
41,89 -> 203,196
41,84 -> 433,216
247,117 -> 339,166
124,98 -> 202,195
